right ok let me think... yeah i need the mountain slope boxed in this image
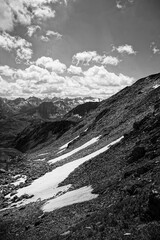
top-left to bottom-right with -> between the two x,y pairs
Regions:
1,105 -> 160,239
71,73 -> 160,142
65,101 -> 100,120
14,120 -> 77,152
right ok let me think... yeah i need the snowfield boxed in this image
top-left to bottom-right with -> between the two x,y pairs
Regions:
49,135 -> 101,165
42,186 -> 98,212
11,175 -> 27,187
6,136 -> 123,211
59,135 -> 80,150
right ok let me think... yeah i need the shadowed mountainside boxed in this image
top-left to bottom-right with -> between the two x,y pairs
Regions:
14,120 -> 77,152
64,101 -> 100,120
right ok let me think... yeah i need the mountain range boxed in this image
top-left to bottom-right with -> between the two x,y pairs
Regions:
0,96 -> 100,148
0,96 -> 101,120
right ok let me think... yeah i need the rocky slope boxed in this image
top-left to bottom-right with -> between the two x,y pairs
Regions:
14,120 -> 77,152
64,101 -> 100,120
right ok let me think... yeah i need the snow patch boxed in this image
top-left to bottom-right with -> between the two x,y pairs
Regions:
37,153 -> 48,157
49,135 -> 101,165
34,158 -> 46,162
6,136 -> 123,209
56,149 -> 65,155
59,135 -> 79,150
153,84 -> 160,89
11,175 -> 27,186
42,186 -> 98,212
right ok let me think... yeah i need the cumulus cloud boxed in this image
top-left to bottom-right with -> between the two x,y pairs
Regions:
0,0 -> 67,32
46,30 -> 62,39
0,55 -> 134,99
150,42 -> 160,55
27,25 -> 41,37
40,30 -> 62,42
16,48 -> 33,63
102,56 -> 120,66
33,5 -> 56,20
36,56 -> 67,73
0,65 -> 15,81
72,51 -> 120,66
116,0 -> 135,9
41,36 -> 50,42
83,65 -> 134,87
116,1 -> 123,9
113,44 -> 137,55
72,51 -> 97,65
0,32 -> 33,63
0,32 -> 31,51
67,65 -> 82,75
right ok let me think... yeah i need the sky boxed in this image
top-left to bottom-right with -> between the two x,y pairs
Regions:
0,0 -> 160,99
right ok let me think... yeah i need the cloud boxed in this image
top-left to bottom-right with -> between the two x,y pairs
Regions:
0,1 -> 14,32
113,44 -> 137,55
16,47 -> 33,64
116,1 -> 123,9
150,42 -> 160,55
27,25 -> 41,37
72,51 -> 120,66
102,56 -> 120,66
0,33 -> 33,64
36,56 -> 67,73
0,65 -> 15,82
152,47 -> 160,54
41,36 -> 50,42
0,0 -> 68,32
46,30 -> 62,39
40,30 -> 62,42
67,65 -> 82,75
0,56 -> 134,99
72,51 -> 97,65
33,5 -> 56,20
0,32 -> 33,63
116,0 -> 135,9
83,65 -> 134,87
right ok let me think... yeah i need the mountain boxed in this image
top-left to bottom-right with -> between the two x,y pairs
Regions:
2,96 -> 101,120
0,96 -> 100,148
65,101 -> 100,120
13,120 -> 77,152
12,102 -> 100,152
17,101 -> 60,120
1,73 -> 160,240
0,97 -> 16,119
27,97 -> 42,107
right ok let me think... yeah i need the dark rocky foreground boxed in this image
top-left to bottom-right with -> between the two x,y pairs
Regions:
1,109 -> 160,240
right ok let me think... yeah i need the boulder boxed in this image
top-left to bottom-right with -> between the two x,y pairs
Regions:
128,146 -> 146,164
